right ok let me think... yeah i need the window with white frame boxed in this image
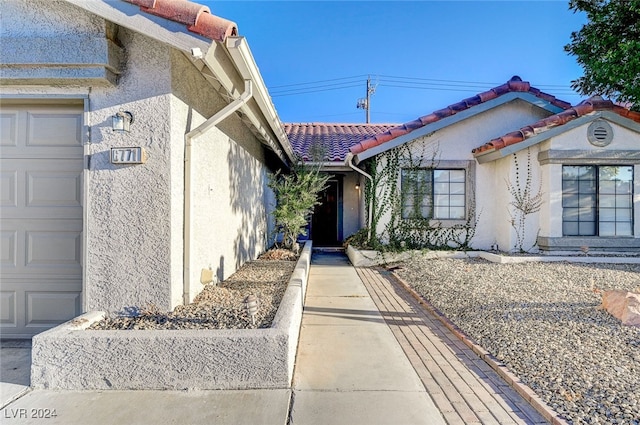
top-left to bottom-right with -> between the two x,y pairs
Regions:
401,168 -> 466,220
562,165 -> 634,236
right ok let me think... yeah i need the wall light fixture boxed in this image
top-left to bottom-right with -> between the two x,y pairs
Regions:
112,110 -> 134,132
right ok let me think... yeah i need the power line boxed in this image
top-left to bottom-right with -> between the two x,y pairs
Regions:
377,77 -> 577,93
271,83 -> 362,97
268,74 -> 579,97
378,83 -> 581,95
378,74 -> 576,90
379,83 -> 491,93
271,74 -> 580,99
269,75 -> 366,89
271,80 -> 363,95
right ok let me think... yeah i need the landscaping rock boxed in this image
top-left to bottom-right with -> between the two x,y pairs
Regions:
602,289 -> 640,327
30,242 -> 313,390
396,257 -> 640,425
89,258 -> 297,330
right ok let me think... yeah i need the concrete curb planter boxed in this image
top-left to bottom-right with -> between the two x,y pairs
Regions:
31,241 -> 312,391
345,245 -> 413,267
346,244 -> 640,266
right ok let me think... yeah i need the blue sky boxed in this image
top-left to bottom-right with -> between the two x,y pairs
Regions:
206,1 -> 588,124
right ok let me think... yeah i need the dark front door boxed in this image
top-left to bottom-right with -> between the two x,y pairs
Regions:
311,178 -> 342,246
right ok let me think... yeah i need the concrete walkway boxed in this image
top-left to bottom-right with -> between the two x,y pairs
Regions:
290,251 -> 446,425
0,340 -> 31,409
1,250 -> 550,425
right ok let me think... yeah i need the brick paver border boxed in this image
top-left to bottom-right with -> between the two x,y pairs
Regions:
358,267 -> 569,425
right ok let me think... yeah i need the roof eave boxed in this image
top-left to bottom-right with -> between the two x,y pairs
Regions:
62,0 -> 211,52
225,36 -> 295,163
63,0 -> 294,166
353,92 -> 566,164
474,111 -> 640,164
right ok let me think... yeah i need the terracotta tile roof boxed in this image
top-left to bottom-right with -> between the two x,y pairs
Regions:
472,97 -> 640,155
285,123 -> 398,162
123,0 -> 237,42
349,76 -> 572,156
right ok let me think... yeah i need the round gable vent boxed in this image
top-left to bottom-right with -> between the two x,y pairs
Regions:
587,119 -> 613,147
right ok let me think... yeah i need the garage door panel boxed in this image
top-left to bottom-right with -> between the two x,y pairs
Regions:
0,111 -> 18,146
26,290 -> 81,327
1,291 -> 17,326
27,112 -> 82,147
0,159 -> 83,218
1,220 -> 81,275
26,230 -> 82,269
1,230 -> 17,268
27,170 -> 82,208
1,170 -> 18,207
0,148 -> 83,159
1,103 -> 84,337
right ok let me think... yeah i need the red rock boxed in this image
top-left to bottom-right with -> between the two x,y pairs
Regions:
601,290 -> 640,327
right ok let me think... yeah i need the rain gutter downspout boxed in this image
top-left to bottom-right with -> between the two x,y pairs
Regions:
346,152 -> 373,242
183,79 -> 253,305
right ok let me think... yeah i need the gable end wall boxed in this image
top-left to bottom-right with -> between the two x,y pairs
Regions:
538,120 -> 640,250
373,100 -> 551,251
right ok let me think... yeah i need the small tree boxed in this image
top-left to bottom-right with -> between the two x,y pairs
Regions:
268,159 -> 329,251
565,0 -> 640,110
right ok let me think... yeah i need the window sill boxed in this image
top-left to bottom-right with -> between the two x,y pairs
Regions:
538,236 -> 640,251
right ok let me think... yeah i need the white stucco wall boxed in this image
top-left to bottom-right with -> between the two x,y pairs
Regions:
85,28 -> 177,314
539,161 -> 563,239
2,1 -> 280,314
342,172 -> 362,239
170,51 -> 272,302
492,146 -> 544,252
372,99 -> 550,251
0,1 -> 179,314
0,0 -> 103,37
539,119 -> 640,243
550,121 -> 640,151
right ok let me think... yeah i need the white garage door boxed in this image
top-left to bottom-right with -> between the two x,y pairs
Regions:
1,102 -> 83,338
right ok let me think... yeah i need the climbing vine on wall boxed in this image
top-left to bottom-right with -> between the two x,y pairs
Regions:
506,148 -> 543,252
361,141 -> 479,251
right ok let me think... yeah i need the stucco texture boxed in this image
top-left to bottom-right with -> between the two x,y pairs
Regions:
0,0 -> 121,85
1,1 -> 176,314
0,0 -> 103,40
31,329 -> 289,390
373,99 -> 551,251
170,50 -> 273,303
1,0 -> 283,317
30,242 -> 312,390
539,120 -> 640,242
85,30 -> 278,312
84,28 -> 177,314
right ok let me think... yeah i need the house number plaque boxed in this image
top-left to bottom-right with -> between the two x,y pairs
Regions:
110,147 -> 147,164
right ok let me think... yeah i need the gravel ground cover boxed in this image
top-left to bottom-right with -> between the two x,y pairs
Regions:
90,255 -> 296,330
395,257 -> 640,425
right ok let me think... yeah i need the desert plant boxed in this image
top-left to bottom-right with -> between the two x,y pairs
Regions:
268,159 -> 329,251
506,148 -> 543,252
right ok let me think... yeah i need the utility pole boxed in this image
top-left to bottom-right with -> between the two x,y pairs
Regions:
357,75 -> 377,123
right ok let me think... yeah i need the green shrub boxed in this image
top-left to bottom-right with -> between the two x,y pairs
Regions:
268,160 -> 329,251
343,228 -> 372,249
